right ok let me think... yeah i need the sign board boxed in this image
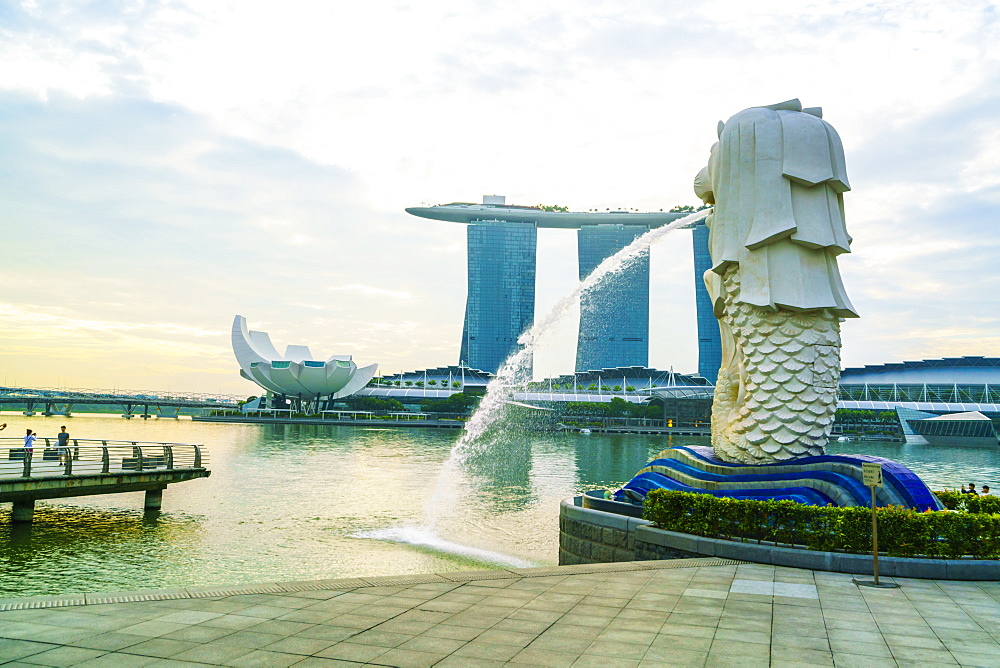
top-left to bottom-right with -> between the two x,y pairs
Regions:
862,462 -> 883,487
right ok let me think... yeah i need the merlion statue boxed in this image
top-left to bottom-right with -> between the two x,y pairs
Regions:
694,99 -> 858,465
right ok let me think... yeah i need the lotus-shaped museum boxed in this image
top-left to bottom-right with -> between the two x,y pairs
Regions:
232,315 -> 377,400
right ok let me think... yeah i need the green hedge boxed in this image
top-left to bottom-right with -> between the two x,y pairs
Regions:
933,490 -> 1000,514
643,490 -> 1000,559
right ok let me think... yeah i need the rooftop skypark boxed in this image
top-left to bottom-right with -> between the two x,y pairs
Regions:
407,196 -> 720,377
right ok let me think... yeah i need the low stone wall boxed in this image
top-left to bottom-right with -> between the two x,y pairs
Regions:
558,497 -> 697,565
560,496 -> 1000,580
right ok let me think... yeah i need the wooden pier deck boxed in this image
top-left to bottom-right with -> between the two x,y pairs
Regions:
0,438 -> 210,522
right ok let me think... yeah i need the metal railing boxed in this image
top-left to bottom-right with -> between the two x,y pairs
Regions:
0,438 -> 209,479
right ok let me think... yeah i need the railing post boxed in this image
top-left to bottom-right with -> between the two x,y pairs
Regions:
22,449 -> 32,477
194,445 -> 202,468
165,445 -> 174,469
64,446 -> 73,475
135,445 -> 143,471
102,445 -> 110,473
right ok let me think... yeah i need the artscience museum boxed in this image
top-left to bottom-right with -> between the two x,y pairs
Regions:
231,315 -> 378,410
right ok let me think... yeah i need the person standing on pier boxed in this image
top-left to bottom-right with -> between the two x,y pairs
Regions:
57,426 -> 70,464
23,428 -> 35,453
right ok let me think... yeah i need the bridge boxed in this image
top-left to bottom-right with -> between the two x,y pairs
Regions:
0,438 -> 210,522
0,386 -> 241,418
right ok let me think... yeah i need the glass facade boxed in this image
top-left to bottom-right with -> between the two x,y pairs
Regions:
692,221 -> 721,384
839,384 -> 1000,404
576,225 -> 649,372
460,220 -> 536,374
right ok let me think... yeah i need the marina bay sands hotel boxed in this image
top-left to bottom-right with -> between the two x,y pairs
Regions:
406,197 -> 721,382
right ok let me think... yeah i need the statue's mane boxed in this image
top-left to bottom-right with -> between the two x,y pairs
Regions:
709,100 -> 851,255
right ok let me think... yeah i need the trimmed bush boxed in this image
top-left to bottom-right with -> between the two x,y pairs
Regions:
643,490 -> 1000,559
934,490 -> 1000,515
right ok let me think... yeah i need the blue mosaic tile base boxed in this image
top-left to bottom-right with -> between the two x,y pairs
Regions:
613,446 -> 943,511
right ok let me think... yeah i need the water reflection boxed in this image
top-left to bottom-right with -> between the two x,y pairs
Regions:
0,504 -> 205,598
573,433 -> 663,489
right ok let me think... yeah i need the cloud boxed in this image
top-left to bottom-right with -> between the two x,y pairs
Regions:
329,284 -> 412,300
2,0 -> 999,391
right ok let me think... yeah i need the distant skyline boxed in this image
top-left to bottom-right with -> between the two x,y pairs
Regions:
2,1 -> 999,395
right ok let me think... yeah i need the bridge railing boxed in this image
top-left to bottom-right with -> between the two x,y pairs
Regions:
0,438 -> 209,479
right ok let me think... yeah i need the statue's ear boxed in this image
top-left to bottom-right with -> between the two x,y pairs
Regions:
717,120 -> 725,139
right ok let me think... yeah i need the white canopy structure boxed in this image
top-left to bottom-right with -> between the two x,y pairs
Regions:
231,315 -> 377,401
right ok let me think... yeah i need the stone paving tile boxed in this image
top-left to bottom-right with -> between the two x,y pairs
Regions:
118,637 -> 202,658
528,634 -> 594,653
116,621 -> 190,638
264,635 -> 337,655
372,647 -> 447,667
206,629 -> 285,649
295,658 -> 363,667
951,649 -> 1000,667
13,626 -> 94,646
65,631 -> 148,652
168,641 -> 254,665
890,645 -> 961,664
225,648 -> 304,667
73,653 -> 161,667
396,634 -> 466,654
315,641 -> 389,662
345,628 -> 414,648
199,613 -> 273,631
650,632 -> 713,653
572,654 -> 640,668
474,629 -> 538,648
156,610 -> 222,624
435,656 -> 506,668
15,645 -> 107,667
831,653 -> 898,668
451,641 -> 522,661
2,561 -> 1000,667
508,646 -> 580,666
704,652 -> 769,667
639,647 -> 708,667
418,623 -> 484,642
709,638 -> 771,658
657,622 -> 716,639
584,638 -> 648,660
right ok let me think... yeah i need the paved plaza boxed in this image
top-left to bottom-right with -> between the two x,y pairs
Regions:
0,558 -> 998,667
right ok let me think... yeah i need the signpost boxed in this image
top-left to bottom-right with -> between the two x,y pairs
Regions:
854,462 -> 899,588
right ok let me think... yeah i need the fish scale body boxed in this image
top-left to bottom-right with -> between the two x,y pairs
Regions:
712,267 -> 841,464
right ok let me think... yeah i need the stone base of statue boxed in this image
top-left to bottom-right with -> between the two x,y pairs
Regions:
611,446 -> 942,511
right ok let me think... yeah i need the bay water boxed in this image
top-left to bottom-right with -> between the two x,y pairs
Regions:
0,413 -> 996,598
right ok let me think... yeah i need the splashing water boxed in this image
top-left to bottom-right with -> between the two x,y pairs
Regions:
423,208 -> 712,527
356,527 -> 535,568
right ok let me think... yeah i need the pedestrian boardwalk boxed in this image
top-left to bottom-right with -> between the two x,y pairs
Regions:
0,559 -> 997,667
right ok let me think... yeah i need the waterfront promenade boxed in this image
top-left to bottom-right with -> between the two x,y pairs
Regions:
0,559 -> 997,666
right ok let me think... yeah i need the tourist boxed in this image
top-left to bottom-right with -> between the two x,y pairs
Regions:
23,428 -> 35,453
966,483 -> 979,495
57,426 -> 70,464
961,484 -> 968,493
983,485 -> 992,496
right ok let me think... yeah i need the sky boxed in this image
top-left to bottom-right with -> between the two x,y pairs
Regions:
1,0 -> 999,396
